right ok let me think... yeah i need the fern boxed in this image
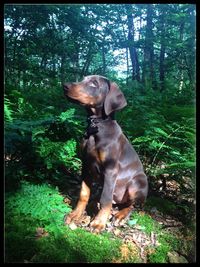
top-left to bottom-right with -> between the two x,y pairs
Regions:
58,108 -> 76,123
4,96 -> 14,122
5,181 -> 71,228
35,137 -> 81,171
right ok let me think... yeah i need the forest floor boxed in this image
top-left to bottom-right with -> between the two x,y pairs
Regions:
5,180 -> 196,263
65,196 -> 195,263
61,173 -> 196,263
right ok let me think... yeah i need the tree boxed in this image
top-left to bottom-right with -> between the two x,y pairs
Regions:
142,4 -> 156,90
125,4 -> 140,82
158,5 -> 167,92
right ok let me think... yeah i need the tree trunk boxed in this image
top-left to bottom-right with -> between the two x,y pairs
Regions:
81,46 -> 93,77
126,4 -> 140,82
186,5 -> 196,89
102,36 -> 106,76
133,47 -> 140,82
159,44 -> 165,92
72,41 -> 80,81
178,21 -> 185,93
126,47 -> 129,85
117,11 -> 130,84
159,7 -> 166,92
60,53 -> 66,84
142,4 -> 156,90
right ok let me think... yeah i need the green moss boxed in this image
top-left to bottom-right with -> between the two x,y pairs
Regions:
5,216 -> 39,263
4,182 -> 191,263
128,211 -> 182,263
129,211 -> 161,234
160,231 -> 181,251
4,181 -> 128,263
148,241 -> 170,263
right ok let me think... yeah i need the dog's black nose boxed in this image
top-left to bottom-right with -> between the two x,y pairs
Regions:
63,83 -> 70,91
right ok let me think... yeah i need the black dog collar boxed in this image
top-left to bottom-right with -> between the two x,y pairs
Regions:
85,115 -> 112,138
85,116 -> 101,137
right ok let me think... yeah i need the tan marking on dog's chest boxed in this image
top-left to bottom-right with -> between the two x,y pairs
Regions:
98,150 -> 107,162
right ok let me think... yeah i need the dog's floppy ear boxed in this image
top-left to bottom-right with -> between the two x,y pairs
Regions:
104,82 -> 127,116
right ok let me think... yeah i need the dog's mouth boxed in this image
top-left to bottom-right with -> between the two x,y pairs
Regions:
64,91 -> 89,107
63,86 -> 97,107
63,84 -> 80,103
64,92 -> 83,104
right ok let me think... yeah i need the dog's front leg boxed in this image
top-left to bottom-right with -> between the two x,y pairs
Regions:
65,179 -> 90,225
90,167 -> 117,233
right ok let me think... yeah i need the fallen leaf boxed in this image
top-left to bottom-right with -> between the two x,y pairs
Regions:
35,227 -> 49,239
113,228 -> 121,236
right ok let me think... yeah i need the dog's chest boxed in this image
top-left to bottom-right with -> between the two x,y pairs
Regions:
82,136 -> 105,177
83,136 -> 103,162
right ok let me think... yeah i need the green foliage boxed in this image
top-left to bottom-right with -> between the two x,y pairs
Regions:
5,182 -> 193,263
148,241 -> 170,263
6,181 -> 71,228
58,108 -> 76,122
31,108 -> 83,172
145,196 -> 177,215
5,105 -> 83,190
128,211 -> 182,263
129,212 -> 161,235
17,97 -> 38,119
5,181 -> 123,263
35,137 -> 81,171
120,86 -> 195,199
148,231 -> 182,263
4,96 -> 14,122
62,229 -> 121,263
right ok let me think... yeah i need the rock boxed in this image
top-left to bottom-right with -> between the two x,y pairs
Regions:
69,222 -> 77,230
80,215 -> 91,226
150,207 -> 158,214
167,251 -> 188,263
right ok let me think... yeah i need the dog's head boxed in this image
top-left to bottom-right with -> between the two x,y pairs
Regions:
63,75 -> 127,115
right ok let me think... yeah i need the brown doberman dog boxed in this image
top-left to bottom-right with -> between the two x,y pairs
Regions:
63,75 -> 148,233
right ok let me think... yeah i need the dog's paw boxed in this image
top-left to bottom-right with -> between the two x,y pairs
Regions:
112,208 -> 131,226
112,217 -> 126,227
90,218 -> 106,233
64,209 -> 83,225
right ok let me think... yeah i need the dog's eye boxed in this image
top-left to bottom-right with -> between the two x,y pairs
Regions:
90,80 -> 98,87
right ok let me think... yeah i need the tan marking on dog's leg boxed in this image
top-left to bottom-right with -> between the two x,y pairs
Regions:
90,203 -> 112,233
65,181 -> 90,224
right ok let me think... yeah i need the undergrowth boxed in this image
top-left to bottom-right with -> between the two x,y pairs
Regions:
145,196 -> 177,215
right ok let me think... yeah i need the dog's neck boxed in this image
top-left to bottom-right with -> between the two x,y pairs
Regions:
87,106 -> 114,120
85,107 -> 114,138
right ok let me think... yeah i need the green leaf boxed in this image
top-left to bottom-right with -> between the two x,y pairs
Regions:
58,108 -> 75,122
154,128 -> 169,137
127,219 -> 138,226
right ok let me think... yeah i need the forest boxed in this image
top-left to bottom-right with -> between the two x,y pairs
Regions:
4,4 -> 196,263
